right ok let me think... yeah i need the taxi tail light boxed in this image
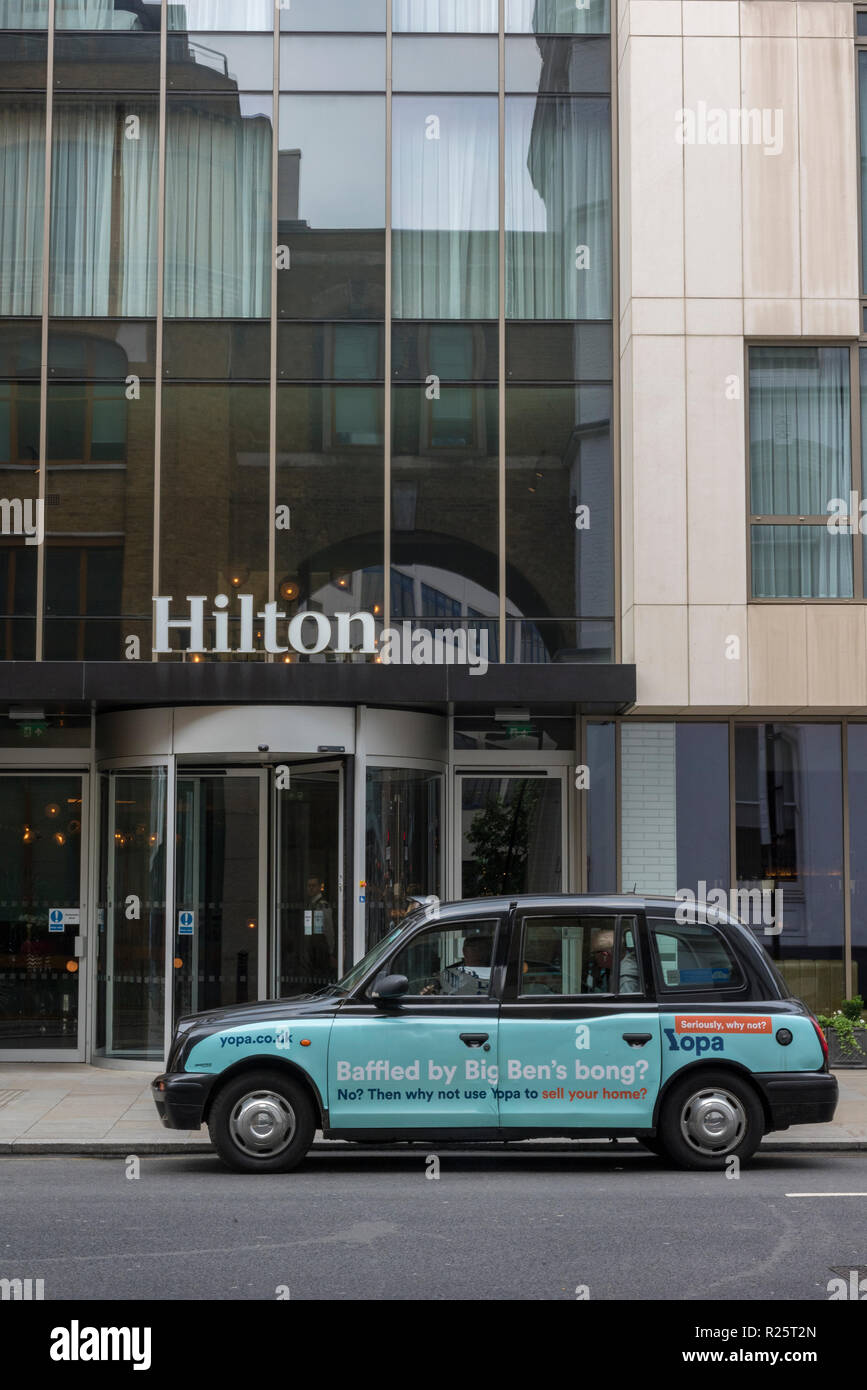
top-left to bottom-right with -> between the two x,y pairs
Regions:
809,1015 -> 830,1071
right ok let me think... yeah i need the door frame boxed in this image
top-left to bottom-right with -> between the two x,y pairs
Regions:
0,769 -> 89,1062
270,759 -> 345,996
451,765 -> 571,901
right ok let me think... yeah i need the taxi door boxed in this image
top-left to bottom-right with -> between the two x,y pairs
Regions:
327,915 -> 503,1131
497,905 -> 661,1131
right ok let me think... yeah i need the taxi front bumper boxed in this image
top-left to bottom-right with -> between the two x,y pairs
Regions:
152,1073 -> 216,1131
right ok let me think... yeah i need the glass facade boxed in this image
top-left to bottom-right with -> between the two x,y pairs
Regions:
0,5 -> 612,663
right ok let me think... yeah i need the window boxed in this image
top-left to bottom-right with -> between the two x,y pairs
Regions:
519,913 -> 637,996
648,918 -> 743,993
748,346 -> 855,599
385,919 -> 498,997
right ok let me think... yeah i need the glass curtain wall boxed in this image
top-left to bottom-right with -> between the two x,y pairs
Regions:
0,2 -> 612,663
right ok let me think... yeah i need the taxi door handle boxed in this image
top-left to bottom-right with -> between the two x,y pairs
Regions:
460,1033 -> 489,1048
622,1033 -> 652,1046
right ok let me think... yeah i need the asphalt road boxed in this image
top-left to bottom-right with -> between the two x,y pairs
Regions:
1,1149 -> 865,1301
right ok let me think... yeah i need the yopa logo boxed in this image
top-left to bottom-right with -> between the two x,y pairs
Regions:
664,1029 -> 725,1054
50,1320 -> 151,1370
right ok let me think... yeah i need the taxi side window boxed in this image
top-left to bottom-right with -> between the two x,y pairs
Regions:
384,919 -> 499,998
649,918 -> 744,991
520,915 -> 640,996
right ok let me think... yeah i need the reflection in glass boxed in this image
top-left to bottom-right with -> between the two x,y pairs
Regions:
394,0 -> 497,30
461,776 -> 562,896
278,770 -> 342,992
847,725 -> 867,1001
506,0 -> 610,33
586,721 -> 615,890
0,99 -> 45,316
621,723 -> 730,900
392,386 -> 498,618
169,0 -> 273,29
278,96 -> 385,319
98,770 -> 166,1060
393,322 -> 498,382
0,378 -> 39,658
366,768 -> 442,948
506,97 -> 611,318
280,0 -> 385,29
43,372 -> 154,660
56,0 -> 149,27
160,385 -> 270,644
0,0 -> 48,25
165,95 -> 271,317
175,775 -> 260,1019
0,775 -> 82,1048
393,97 -> 498,319
50,98 -> 158,317
506,385 -> 611,626
167,34 -> 273,91
280,37 -> 385,90
735,723 -> 844,1014
505,36 -> 610,93
276,386 -> 384,624
393,37 -> 498,91
0,33 -> 48,89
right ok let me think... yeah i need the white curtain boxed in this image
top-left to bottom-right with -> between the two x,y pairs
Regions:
393,0 -> 497,31
507,0 -> 609,32
751,526 -> 852,599
0,0 -> 49,24
167,0 -> 273,28
393,98 -> 498,319
50,103 -> 158,315
164,106 -> 271,317
749,348 -> 850,516
506,97 -> 611,319
55,0 -> 141,27
0,102 -> 45,316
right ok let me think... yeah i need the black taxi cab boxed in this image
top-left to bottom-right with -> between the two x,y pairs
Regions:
153,894 -> 838,1173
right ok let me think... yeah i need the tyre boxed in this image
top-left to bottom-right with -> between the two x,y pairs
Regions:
657,1069 -> 764,1171
208,1069 -> 315,1174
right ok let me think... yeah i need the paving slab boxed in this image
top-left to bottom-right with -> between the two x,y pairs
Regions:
0,1062 -> 864,1154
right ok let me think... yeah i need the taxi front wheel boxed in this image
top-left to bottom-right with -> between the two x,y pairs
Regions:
209,1070 -> 315,1174
657,1069 -> 765,1171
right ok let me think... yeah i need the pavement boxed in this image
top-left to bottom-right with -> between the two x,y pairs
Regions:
0,1062 -> 865,1153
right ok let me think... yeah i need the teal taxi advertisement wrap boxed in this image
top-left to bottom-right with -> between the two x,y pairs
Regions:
152,895 -> 839,1174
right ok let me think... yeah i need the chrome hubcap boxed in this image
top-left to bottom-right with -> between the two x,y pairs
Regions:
679,1087 -> 745,1156
229,1090 -> 295,1158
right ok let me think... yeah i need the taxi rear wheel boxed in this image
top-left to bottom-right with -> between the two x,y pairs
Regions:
209,1070 -> 315,1174
657,1069 -> 764,1171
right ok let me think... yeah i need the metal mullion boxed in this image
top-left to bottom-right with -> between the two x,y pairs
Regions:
268,6 -> 279,630
36,0 -> 56,662
384,0 -> 393,629
152,0 -> 167,660
843,720 -> 854,998
498,0 -> 506,655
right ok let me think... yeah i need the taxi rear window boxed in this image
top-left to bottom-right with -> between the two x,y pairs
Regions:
648,917 -> 744,992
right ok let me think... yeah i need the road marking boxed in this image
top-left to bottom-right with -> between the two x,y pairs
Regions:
786,1192 -> 867,1198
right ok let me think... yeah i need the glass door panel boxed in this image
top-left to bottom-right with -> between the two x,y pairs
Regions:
0,774 -> 84,1052
174,773 -> 263,1021
458,774 -> 563,897
98,769 -> 166,1060
276,767 -> 342,997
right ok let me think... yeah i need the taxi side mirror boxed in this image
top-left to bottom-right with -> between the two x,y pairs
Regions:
371,973 -> 408,1002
